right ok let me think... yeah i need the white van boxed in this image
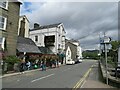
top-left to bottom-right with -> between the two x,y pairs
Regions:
66,59 -> 75,65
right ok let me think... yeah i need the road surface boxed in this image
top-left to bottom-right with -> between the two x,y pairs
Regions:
2,59 -> 97,88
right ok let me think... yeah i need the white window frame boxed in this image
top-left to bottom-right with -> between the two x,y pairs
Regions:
0,16 -> 7,30
0,1 -> 8,10
0,37 -> 5,50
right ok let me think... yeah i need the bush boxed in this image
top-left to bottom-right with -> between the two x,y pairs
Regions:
4,56 -> 20,71
4,56 -> 19,64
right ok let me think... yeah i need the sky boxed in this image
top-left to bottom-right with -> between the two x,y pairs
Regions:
20,0 -> 119,50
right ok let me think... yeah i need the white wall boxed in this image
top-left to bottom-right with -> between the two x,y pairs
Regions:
29,24 -> 66,54
18,16 -> 29,38
66,46 -> 72,62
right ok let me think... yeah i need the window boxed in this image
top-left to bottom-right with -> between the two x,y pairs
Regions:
35,36 -> 38,42
0,2 -> 8,9
58,44 -> 60,48
0,37 -> 5,50
68,51 -> 70,55
0,16 -> 7,30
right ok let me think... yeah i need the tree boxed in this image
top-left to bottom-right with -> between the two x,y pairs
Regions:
82,50 -> 99,60
109,41 -> 120,64
110,41 -> 120,51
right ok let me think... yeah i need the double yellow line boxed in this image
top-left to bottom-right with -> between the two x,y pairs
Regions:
72,65 -> 94,90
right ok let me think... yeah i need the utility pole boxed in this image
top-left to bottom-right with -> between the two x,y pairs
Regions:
99,33 -> 102,62
103,32 -> 110,85
105,41 -> 108,85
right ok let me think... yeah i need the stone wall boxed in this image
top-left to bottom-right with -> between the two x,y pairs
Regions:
1,2 -> 21,55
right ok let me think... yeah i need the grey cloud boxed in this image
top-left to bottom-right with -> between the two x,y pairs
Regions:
21,2 -> 118,49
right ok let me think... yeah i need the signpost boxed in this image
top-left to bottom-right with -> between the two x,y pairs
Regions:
103,36 -> 111,85
100,34 -> 111,85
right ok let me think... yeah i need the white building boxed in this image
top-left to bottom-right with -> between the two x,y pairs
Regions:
18,15 -> 29,38
29,23 -> 66,55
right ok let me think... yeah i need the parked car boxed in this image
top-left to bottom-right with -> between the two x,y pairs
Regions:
78,59 -> 83,63
75,59 -> 82,64
66,59 -> 75,65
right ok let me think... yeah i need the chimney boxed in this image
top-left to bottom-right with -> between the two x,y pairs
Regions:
34,23 -> 39,29
19,18 -> 25,37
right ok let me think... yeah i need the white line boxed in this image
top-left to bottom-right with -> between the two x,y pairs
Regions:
31,73 -> 54,83
80,80 -> 87,88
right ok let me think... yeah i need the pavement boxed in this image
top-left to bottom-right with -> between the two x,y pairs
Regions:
80,62 -> 115,88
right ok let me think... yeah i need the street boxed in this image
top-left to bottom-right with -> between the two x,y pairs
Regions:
2,60 -> 97,88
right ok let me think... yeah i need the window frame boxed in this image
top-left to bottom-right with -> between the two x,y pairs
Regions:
0,37 -> 5,50
0,1 -> 8,10
35,35 -> 38,42
0,16 -> 7,30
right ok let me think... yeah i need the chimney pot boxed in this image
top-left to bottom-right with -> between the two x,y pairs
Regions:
34,23 -> 39,29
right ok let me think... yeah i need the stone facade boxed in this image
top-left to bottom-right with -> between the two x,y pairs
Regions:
65,40 -> 77,61
0,1 -> 21,55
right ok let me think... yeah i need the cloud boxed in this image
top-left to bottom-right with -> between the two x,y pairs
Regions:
20,1 -> 118,50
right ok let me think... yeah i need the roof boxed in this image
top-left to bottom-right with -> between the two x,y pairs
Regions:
17,36 -> 41,53
38,47 -> 54,54
20,15 -> 30,23
66,39 -> 79,43
17,36 -> 36,45
65,39 -> 77,46
10,0 -> 22,4
30,23 -> 62,31
65,39 -> 77,51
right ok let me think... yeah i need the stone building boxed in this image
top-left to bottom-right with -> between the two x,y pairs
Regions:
65,39 -> 77,62
0,1 -> 21,55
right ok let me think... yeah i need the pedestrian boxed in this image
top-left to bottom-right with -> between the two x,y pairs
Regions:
41,61 -> 44,71
57,59 -> 59,68
41,60 -> 46,71
50,59 -> 52,68
19,59 -> 25,74
26,61 -> 31,70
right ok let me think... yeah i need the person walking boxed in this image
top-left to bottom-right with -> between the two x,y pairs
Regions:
26,61 -> 31,70
41,61 -> 44,71
19,59 -> 25,74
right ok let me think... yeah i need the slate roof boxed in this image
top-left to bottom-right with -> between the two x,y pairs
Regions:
30,23 -> 62,31
17,36 -> 41,53
38,47 -> 54,54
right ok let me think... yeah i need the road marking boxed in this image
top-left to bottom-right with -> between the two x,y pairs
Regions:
80,80 -> 86,88
72,64 -> 94,90
31,73 -> 55,83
